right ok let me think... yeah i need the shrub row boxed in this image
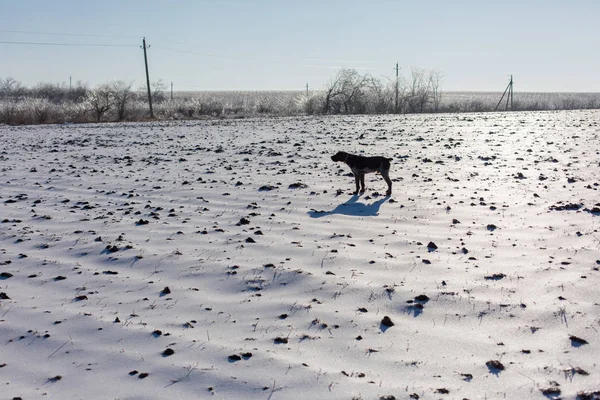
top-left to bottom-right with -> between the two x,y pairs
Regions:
1,74 -> 599,125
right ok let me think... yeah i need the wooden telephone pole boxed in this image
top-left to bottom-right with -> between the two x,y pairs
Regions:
141,37 -> 154,118
495,75 -> 514,111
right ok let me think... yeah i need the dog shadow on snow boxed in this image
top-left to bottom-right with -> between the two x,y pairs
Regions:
308,194 -> 390,218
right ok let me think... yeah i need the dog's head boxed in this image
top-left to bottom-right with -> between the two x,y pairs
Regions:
331,151 -> 348,162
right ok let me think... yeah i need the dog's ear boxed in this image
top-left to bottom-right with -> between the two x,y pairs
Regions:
331,151 -> 345,162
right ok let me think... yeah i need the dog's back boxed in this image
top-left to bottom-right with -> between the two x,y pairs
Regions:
346,154 -> 392,172
331,151 -> 393,195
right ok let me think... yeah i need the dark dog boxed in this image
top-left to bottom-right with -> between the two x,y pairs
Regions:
331,151 -> 392,196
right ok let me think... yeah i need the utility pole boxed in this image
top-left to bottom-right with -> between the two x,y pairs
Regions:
510,75 -> 513,110
69,76 -> 72,91
395,62 -> 399,113
505,75 -> 511,110
306,83 -> 309,96
495,75 -> 514,111
171,81 -> 173,101
141,37 -> 154,118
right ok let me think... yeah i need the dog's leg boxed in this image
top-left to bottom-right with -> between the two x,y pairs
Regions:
353,173 -> 360,194
381,170 -> 392,196
359,173 -> 366,193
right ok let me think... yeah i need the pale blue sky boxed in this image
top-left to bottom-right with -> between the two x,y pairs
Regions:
1,0 -> 598,92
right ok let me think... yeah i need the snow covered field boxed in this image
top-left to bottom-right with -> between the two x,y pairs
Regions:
1,110 -> 599,400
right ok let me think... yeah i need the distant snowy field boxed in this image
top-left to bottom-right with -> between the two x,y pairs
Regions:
1,111 -> 599,400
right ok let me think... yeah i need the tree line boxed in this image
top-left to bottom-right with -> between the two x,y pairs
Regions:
1,69 -> 599,125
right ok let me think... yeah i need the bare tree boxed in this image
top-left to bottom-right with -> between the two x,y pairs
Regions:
111,80 -> 134,121
403,68 -> 442,113
152,79 -> 167,103
28,98 -> 53,123
30,82 -> 67,103
319,67 -> 445,115
139,79 -> 167,104
297,92 -> 322,115
67,81 -> 89,103
365,76 -> 395,114
322,68 -> 371,114
0,77 -> 26,100
87,84 -> 113,122
322,70 -> 346,114
342,71 -> 370,113
429,71 -> 443,112
406,68 -> 429,113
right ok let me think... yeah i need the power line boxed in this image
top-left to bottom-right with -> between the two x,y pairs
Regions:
155,46 -> 374,70
153,38 -> 374,65
0,29 -> 139,39
0,40 -> 137,47
297,57 -> 375,64
154,46 -> 240,60
1,30 -> 374,68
